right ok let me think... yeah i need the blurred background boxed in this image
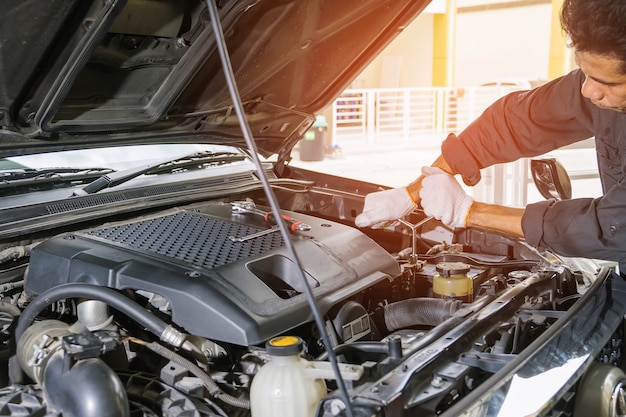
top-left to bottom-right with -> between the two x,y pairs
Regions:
291,0 -> 600,207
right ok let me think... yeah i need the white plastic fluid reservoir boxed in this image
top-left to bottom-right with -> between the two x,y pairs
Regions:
250,336 -> 327,417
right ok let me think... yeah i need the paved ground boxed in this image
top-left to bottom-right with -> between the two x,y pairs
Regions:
290,138 -> 443,188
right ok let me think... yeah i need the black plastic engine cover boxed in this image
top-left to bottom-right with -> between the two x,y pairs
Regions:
25,204 -> 400,346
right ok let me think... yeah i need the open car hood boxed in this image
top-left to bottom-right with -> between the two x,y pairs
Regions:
0,0 -> 429,161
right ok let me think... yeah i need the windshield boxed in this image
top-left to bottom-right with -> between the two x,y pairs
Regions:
0,143 -> 258,213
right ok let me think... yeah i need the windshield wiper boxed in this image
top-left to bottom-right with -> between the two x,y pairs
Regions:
0,167 -> 115,191
71,150 -> 246,196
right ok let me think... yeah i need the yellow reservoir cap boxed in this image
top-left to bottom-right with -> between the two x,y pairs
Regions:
269,336 -> 300,347
266,336 -> 303,356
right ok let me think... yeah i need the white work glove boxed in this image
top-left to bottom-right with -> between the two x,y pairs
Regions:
419,166 -> 473,228
355,187 -> 417,228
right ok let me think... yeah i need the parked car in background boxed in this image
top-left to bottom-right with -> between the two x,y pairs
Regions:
0,1 -> 624,417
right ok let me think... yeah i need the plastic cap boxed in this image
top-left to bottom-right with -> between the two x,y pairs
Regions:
435,262 -> 471,276
266,336 -> 303,356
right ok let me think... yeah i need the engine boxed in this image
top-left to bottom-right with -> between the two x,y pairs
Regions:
24,204 -> 399,347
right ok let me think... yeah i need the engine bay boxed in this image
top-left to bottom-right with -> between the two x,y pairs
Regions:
0,182 -> 613,417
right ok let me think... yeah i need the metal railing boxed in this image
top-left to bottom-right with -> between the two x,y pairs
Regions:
332,86 -> 521,144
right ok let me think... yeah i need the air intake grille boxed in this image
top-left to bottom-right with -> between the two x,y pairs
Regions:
87,211 -> 284,269
47,194 -> 127,214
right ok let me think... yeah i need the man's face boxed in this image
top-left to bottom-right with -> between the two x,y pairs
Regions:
576,50 -> 626,113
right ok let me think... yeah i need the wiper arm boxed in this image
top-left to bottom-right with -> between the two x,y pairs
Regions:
0,167 -> 115,190
71,150 -> 245,196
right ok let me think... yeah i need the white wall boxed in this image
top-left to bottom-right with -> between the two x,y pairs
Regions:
353,2 -> 555,88
454,4 -> 553,86
352,14 -> 434,88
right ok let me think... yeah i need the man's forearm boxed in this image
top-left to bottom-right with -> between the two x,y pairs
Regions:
466,202 -> 525,238
407,155 -> 525,238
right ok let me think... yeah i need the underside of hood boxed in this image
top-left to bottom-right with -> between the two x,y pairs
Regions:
0,0 -> 429,160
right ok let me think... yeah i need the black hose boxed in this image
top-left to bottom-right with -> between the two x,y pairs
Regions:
15,283 -> 169,343
317,299 -> 463,361
43,353 -> 130,417
384,298 -> 463,330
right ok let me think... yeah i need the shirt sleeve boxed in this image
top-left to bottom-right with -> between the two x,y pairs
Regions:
522,183 -> 626,264
442,70 -> 595,186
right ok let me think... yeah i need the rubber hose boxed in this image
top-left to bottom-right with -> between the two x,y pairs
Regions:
145,341 -> 250,410
384,298 -> 463,330
43,353 -> 130,417
15,283 -> 169,343
0,301 -> 20,317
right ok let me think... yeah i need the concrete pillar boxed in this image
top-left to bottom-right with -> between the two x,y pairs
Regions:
432,0 -> 456,87
548,0 -> 571,79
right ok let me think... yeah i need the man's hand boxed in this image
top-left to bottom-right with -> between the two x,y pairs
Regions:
419,166 -> 473,228
355,187 -> 417,228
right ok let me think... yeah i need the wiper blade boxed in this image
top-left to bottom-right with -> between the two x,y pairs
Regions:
1,167 -> 114,181
71,150 -> 246,196
147,151 -> 246,175
0,168 -> 115,190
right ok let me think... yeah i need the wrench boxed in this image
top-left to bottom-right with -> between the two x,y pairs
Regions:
228,226 -> 280,242
398,216 -> 434,263
230,201 -> 311,231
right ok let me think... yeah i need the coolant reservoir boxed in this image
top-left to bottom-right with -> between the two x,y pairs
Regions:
250,336 -> 327,417
433,261 -> 473,302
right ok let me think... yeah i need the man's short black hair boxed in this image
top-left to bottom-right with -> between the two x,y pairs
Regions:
561,0 -> 626,73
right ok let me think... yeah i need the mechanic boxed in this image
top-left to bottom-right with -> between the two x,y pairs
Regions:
355,0 -> 626,271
